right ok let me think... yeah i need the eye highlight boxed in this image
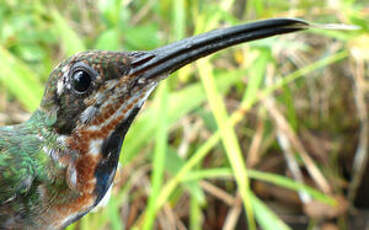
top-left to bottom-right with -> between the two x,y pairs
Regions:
72,70 -> 92,93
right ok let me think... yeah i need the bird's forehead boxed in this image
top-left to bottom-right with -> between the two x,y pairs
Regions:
68,51 -> 130,64
54,51 -> 132,80
71,51 -> 131,66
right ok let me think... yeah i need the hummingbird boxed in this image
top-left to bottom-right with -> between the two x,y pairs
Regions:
0,18 -> 309,229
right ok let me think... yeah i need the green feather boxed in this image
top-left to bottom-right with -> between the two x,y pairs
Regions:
0,110 -> 63,215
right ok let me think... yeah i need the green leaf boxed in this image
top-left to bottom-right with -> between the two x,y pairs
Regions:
251,193 -> 291,230
51,9 -> 85,56
0,46 -> 43,111
123,25 -> 161,50
95,29 -> 120,50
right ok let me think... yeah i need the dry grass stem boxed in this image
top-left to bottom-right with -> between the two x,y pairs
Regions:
222,193 -> 243,230
199,181 -> 235,206
348,59 -> 369,202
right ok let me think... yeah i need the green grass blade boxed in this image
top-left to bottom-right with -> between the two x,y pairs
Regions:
242,49 -> 270,104
51,9 -> 85,56
197,58 -> 255,230
143,81 -> 169,229
249,170 -> 336,205
165,148 -> 205,203
108,196 -> 124,230
182,168 -> 336,205
190,194 -> 202,230
172,0 -> 186,41
182,168 -> 233,181
250,192 -> 291,230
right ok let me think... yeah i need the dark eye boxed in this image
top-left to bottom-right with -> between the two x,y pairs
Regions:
72,70 -> 92,93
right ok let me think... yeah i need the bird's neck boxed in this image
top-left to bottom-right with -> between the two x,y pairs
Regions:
23,106 -> 142,228
27,109 -> 68,162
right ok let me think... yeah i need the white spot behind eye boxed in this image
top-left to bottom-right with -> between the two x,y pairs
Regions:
62,65 -> 69,73
57,79 -> 64,96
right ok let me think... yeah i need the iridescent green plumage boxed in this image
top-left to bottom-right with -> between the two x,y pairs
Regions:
0,110 -> 66,226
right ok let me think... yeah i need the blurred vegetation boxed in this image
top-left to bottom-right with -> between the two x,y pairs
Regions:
0,0 -> 369,229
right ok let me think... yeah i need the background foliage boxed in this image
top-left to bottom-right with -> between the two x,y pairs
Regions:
1,0 -> 368,229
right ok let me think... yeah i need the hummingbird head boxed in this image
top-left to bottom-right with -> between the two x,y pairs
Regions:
41,51 -> 157,136
39,50 -> 160,202
35,18 -> 308,226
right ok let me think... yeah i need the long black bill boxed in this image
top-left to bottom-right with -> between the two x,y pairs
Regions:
130,18 -> 309,80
